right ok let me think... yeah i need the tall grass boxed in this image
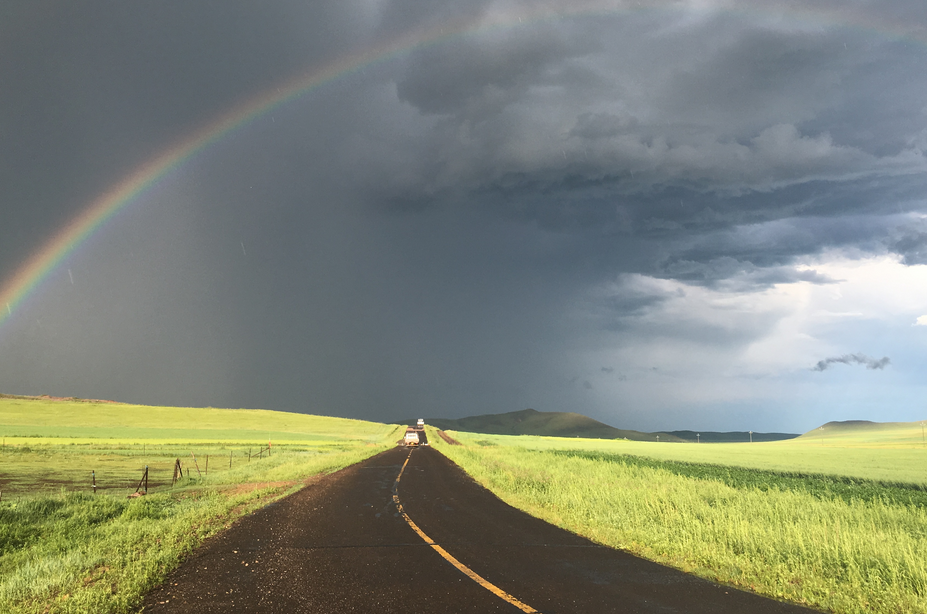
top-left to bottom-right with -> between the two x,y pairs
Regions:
448,432 -> 927,485
433,432 -> 927,614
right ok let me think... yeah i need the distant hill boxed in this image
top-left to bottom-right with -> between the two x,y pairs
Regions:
812,420 -> 879,431
802,420 -> 912,436
668,430 -> 799,443
795,419 -> 927,447
396,408 -> 686,442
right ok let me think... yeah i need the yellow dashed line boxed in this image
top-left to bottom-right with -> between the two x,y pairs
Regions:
393,449 -> 540,613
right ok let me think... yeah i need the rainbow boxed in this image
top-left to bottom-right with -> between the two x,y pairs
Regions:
1,0 -> 922,328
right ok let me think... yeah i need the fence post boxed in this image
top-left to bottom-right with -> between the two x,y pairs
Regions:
205,455 -> 209,476
248,448 -> 251,463
134,466 -> 149,495
229,450 -> 232,469
92,470 -> 97,495
190,452 -> 202,477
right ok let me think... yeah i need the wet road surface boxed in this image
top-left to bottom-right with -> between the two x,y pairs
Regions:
140,446 -> 820,613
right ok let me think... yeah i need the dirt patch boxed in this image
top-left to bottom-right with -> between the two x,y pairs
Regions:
437,430 -> 461,445
221,476 -> 329,518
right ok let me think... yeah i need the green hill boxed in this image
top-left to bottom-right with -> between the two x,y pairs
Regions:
398,408 -> 685,442
796,419 -> 927,448
0,394 -> 397,444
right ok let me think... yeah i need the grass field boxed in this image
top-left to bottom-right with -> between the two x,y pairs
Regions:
430,425 -> 927,614
0,394 -> 393,442
442,429 -> 927,485
796,419 -> 927,449
0,396 -> 401,614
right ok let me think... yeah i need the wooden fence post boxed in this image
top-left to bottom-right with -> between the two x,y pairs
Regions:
190,452 -> 202,477
205,455 -> 209,476
134,466 -> 149,495
92,470 -> 97,495
229,450 -> 232,469
172,458 -> 183,486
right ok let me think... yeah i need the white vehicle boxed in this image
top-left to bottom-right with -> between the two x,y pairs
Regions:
404,428 -> 420,446
417,418 -> 424,428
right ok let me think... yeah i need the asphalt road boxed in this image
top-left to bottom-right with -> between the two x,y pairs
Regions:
140,446 -> 820,613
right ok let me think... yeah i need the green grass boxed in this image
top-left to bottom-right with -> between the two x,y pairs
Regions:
0,396 -> 402,614
430,427 -> 927,614
444,431 -> 927,485
0,395 -> 393,443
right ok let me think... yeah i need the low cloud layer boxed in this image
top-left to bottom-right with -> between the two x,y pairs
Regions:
812,354 -> 891,372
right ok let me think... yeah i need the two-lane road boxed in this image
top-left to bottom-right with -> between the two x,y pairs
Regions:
141,446 -> 819,613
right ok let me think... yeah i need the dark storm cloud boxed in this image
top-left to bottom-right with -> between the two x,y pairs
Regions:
658,257 -> 836,290
364,5 -> 927,291
654,26 -> 851,132
396,25 -> 594,116
812,354 -> 891,372
886,220 -> 927,265
3,0 -> 927,431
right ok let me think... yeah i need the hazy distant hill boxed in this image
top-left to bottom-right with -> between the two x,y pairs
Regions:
801,420 -> 914,437
396,408 -> 685,442
811,420 -> 880,431
796,419 -> 927,446
667,430 -> 799,443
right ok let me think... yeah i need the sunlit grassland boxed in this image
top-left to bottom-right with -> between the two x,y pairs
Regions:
794,420 -> 927,449
0,395 -> 392,442
440,429 -> 927,485
430,427 -> 927,614
0,396 -> 402,614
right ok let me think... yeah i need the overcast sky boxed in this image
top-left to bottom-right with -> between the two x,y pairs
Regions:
2,0 -> 927,432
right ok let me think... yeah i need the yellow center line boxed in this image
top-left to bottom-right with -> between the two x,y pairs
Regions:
393,449 -> 540,614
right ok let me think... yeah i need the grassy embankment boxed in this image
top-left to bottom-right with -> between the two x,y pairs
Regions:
429,424 -> 927,614
0,396 -> 401,614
